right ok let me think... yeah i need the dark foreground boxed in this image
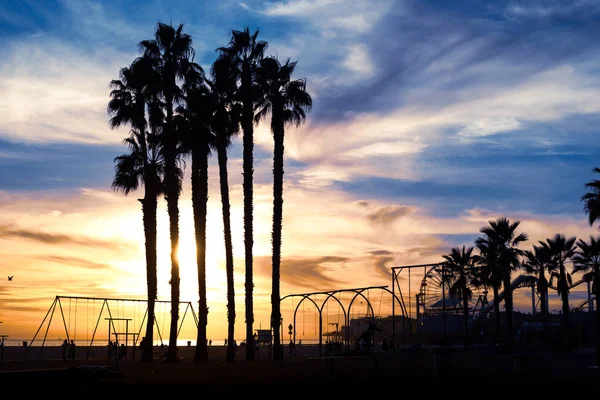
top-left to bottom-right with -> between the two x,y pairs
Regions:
0,345 -> 598,393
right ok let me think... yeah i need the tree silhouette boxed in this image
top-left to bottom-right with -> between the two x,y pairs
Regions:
522,244 -> 553,317
139,22 -> 195,361
582,168 -> 600,227
216,27 -> 267,360
442,246 -> 477,350
477,217 -> 527,346
255,56 -> 312,360
542,233 -> 577,350
573,236 -> 600,366
108,57 -> 163,362
474,230 -> 502,340
176,63 -> 214,362
210,57 -> 242,362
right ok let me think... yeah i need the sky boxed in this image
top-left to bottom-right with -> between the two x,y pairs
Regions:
1,0 -> 600,344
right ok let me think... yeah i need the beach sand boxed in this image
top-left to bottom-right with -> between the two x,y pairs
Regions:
0,345 -> 598,392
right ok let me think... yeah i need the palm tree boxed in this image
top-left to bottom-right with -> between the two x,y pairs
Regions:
139,22 -> 195,361
477,217 -> 528,346
210,58 -> 241,362
216,27 -> 267,361
176,65 -> 214,362
255,56 -> 312,360
442,246 -> 477,349
474,231 -> 501,339
108,58 -> 163,362
582,168 -> 600,227
542,233 -> 577,350
573,236 -> 600,366
522,244 -> 552,317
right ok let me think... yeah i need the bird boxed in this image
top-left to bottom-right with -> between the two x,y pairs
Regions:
8,276 -> 13,281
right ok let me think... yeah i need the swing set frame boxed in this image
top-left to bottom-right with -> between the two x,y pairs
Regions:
23,295 -> 198,361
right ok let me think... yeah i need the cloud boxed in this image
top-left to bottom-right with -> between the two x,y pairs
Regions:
366,205 -> 414,224
239,2 -> 252,11
0,224 -> 130,250
37,255 -> 117,270
255,255 -> 347,290
0,38 -> 132,144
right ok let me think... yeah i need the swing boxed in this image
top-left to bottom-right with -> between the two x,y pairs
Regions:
74,298 -> 78,343
68,298 -> 72,340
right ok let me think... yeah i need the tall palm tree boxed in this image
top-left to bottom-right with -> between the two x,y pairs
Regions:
442,246 -> 477,349
582,167 -> 600,227
478,217 -> 528,346
522,244 -> 552,317
139,22 -> 195,361
474,231 -> 501,338
573,236 -> 600,366
210,58 -> 241,362
108,58 -> 163,362
216,27 -> 267,361
255,56 -> 312,360
176,65 -> 214,362
542,233 -> 577,350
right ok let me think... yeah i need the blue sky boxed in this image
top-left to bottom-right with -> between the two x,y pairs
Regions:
1,0 -> 600,338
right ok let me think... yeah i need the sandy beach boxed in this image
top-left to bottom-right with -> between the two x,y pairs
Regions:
0,344 -> 598,393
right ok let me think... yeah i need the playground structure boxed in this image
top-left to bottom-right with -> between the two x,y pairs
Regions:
23,296 -> 198,361
281,261 -> 597,353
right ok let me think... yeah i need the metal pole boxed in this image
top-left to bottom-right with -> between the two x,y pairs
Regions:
22,298 -> 55,362
57,297 -> 70,342
392,269 -> 395,350
408,268 -> 411,319
442,265 -> 447,345
86,300 -> 106,360
39,299 -> 58,360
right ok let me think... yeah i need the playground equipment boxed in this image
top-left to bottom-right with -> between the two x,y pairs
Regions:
23,296 -> 198,361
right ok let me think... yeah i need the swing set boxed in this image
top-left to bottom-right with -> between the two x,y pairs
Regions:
22,295 -> 198,361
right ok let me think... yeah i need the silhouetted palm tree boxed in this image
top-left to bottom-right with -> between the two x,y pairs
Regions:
542,233 -> 577,349
216,27 -> 267,361
582,168 -> 600,227
442,246 -> 477,349
139,22 -> 195,361
255,56 -> 312,360
108,58 -> 163,362
210,58 -> 242,362
474,231 -> 501,338
177,64 -> 214,362
477,217 -> 528,346
522,244 -> 552,317
573,236 -> 600,366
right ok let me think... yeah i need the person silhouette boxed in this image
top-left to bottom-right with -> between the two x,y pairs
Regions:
118,343 -> 126,363
61,339 -> 68,362
69,340 -> 76,361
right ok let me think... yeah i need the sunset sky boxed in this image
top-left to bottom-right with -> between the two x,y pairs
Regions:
1,0 -> 600,343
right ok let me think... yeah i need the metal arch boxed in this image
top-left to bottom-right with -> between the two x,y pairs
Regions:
319,292 -> 347,346
347,289 -> 376,344
291,295 -> 321,347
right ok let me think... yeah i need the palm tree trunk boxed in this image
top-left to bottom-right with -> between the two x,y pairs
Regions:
140,175 -> 158,362
595,266 -> 600,367
193,146 -> 209,362
242,67 -> 255,361
463,290 -> 469,350
217,143 -> 236,362
493,285 -> 500,341
271,116 -> 284,361
164,104 -> 181,362
560,263 -> 571,351
503,274 -> 513,346
539,269 -> 548,317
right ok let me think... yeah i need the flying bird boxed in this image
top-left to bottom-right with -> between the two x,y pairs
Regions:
8,276 -> 13,281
